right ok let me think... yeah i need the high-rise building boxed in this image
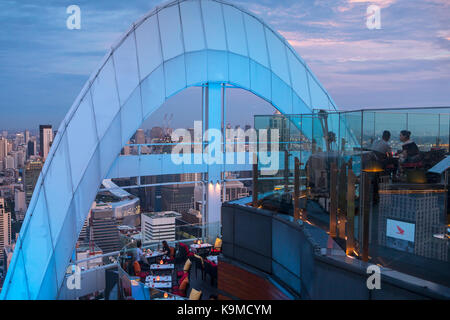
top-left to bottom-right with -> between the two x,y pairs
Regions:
4,155 -> 15,170
27,140 -> 36,158
0,198 -> 12,260
135,129 -> 145,144
24,130 -> 30,144
14,189 -> 26,221
24,161 -> 43,206
223,179 -> 249,202
0,137 -> 7,161
90,203 -> 121,254
141,211 -> 181,243
378,188 -> 448,261
161,184 -> 195,213
39,125 -> 53,161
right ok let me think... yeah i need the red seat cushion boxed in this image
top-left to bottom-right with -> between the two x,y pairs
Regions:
173,290 -> 186,297
177,271 -> 185,277
179,272 -> 188,284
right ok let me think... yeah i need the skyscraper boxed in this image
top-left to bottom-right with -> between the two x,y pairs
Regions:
27,140 -> 36,158
24,161 -> 43,206
0,137 -> 7,161
90,203 -> 121,254
135,129 -> 145,144
39,125 -> 53,161
24,130 -> 30,144
0,198 -> 11,261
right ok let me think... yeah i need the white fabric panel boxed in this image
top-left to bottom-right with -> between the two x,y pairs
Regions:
164,54 -> 187,97
158,4 -> 184,61
66,93 -> 98,189
201,0 -> 227,50
286,48 -> 310,107
207,50 -> 228,82
265,28 -> 290,86
244,14 -> 269,68
98,112 -> 122,179
141,65 -> 165,119
43,133 -> 73,244
185,51 -> 207,86
308,72 -> 330,109
250,60 -> 271,100
21,190 -> 53,299
114,32 -> 140,105
228,53 -> 250,89
223,4 -> 247,56
90,57 -> 120,139
120,88 -> 143,145
180,0 -> 206,52
135,15 -> 163,81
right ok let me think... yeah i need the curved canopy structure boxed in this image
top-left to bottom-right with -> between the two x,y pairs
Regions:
1,0 -> 336,299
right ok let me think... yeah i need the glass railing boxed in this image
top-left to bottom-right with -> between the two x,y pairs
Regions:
252,107 -> 450,287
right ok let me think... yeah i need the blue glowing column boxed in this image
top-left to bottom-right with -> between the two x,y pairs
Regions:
205,83 -> 223,241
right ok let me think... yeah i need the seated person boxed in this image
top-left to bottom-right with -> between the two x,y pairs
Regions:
135,240 -> 150,269
161,240 -> 171,256
136,240 -> 144,263
370,130 -> 392,156
132,255 -> 141,277
370,130 -> 398,173
398,130 -> 420,163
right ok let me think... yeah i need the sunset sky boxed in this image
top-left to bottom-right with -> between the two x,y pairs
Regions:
0,0 -> 449,130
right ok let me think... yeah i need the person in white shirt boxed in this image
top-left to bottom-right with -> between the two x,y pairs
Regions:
136,240 -> 143,263
371,130 -> 392,155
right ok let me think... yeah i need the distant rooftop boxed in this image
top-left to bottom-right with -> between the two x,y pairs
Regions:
142,211 -> 182,218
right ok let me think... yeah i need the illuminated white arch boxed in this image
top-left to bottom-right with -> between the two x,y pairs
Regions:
1,0 -> 336,299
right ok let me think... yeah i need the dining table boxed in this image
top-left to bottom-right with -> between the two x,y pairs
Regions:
150,263 -> 174,270
190,243 -> 213,256
146,275 -> 172,283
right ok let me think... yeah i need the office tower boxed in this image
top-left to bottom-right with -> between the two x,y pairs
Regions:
4,155 -> 15,170
24,161 -> 43,206
14,189 -> 26,221
135,129 -> 145,144
27,140 -> 36,158
11,150 -> 24,168
90,203 -> 121,254
161,183 -> 195,213
141,211 -> 181,243
223,180 -> 249,202
39,125 -> 53,161
378,190 -> 448,261
14,133 -> 24,149
181,208 -> 202,225
24,130 -> 30,144
0,137 -> 7,161
0,198 -> 11,260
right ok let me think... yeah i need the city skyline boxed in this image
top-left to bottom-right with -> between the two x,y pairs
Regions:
1,0 -> 449,130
